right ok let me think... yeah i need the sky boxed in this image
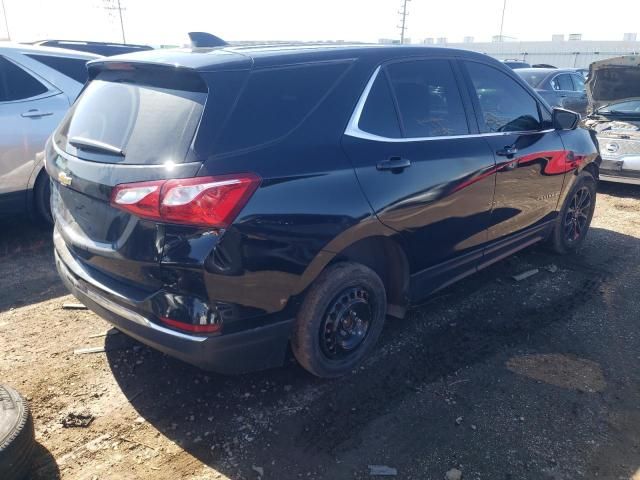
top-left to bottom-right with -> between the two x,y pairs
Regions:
2,0 -> 640,46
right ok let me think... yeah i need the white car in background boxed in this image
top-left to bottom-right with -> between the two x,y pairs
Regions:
0,43 -> 99,223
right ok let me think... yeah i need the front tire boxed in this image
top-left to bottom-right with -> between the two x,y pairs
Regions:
548,170 -> 597,254
291,262 -> 387,378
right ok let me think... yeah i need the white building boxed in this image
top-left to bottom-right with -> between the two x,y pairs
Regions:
431,35 -> 640,68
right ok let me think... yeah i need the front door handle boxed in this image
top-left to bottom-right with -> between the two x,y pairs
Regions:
496,146 -> 518,157
21,109 -> 53,118
377,157 -> 411,172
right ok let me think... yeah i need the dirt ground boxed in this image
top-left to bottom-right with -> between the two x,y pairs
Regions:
2,182 -> 640,480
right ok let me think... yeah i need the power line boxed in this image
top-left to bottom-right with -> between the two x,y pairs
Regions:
398,0 -> 410,44
1,0 -> 10,41
498,0 -> 507,41
102,0 -> 126,43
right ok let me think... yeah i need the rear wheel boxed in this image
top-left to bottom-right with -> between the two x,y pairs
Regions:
291,262 -> 387,378
548,171 -> 596,254
34,171 -> 53,225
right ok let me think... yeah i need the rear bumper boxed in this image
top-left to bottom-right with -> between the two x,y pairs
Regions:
54,238 -> 292,375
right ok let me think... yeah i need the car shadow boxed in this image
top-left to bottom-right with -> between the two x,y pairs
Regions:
598,180 -> 640,199
105,225 -> 639,479
0,218 -> 66,312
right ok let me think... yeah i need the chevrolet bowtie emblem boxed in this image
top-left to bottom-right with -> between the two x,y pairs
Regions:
58,171 -> 72,187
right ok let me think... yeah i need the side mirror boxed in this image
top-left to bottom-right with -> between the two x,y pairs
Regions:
552,107 -> 580,130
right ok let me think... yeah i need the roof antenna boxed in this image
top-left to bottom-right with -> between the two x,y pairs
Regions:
188,32 -> 228,48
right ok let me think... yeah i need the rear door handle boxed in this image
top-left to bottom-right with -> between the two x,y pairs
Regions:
377,157 -> 411,172
21,109 -> 53,118
496,146 -> 518,157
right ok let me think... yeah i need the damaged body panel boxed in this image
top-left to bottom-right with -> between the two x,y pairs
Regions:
585,56 -> 640,184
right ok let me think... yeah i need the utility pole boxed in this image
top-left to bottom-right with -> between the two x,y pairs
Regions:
498,0 -> 507,41
103,0 -> 126,43
398,0 -> 410,44
1,0 -> 10,41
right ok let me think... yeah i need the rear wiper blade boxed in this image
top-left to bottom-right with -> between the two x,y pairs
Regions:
68,136 -> 125,156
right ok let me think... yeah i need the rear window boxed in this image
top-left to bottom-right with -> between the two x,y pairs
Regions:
516,70 -> 548,88
55,77 -> 206,164
215,62 -> 350,153
26,54 -> 90,84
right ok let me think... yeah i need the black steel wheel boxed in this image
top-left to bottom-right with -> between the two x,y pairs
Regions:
320,287 -> 372,359
292,262 -> 387,378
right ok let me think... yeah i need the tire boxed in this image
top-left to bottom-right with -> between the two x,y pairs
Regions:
291,262 -> 387,378
34,171 -> 53,225
548,170 -> 597,254
0,384 -> 35,480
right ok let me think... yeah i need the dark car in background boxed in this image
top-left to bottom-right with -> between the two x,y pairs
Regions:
516,68 -> 588,115
31,40 -> 152,57
48,45 -> 600,378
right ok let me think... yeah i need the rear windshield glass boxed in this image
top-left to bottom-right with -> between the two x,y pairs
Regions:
26,54 -> 90,84
215,61 -> 349,153
55,77 -> 206,164
515,70 -> 548,88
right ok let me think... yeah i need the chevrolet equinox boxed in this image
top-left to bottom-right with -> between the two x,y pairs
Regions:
48,45 -> 600,377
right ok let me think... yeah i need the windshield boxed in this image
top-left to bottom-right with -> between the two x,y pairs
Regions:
599,99 -> 640,114
515,70 -> 546,88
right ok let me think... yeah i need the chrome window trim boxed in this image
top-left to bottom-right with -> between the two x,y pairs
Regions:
344,65 -> 554,143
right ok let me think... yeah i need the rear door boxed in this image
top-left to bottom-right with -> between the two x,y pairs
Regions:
0,55 -> 68,210
568,73 -> 588,115
460,60 -> 567,261
342,58 -> 496,298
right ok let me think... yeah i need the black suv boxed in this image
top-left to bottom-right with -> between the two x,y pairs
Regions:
48,45 -> 600,377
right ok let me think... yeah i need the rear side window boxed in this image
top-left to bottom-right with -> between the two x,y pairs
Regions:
56,77 -> 206,164
216,62 -> 349,152
386,59 -> 469,138
464,62 -> 542,133
551,74 -> 573,91
0,56 -> 48,102
26,54 -> 89,84
358,73 -> 401,138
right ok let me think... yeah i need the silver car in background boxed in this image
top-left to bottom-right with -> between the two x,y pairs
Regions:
583,56 -> 640,185
0,43 -> 99,222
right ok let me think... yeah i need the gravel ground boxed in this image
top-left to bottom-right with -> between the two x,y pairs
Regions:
1,182 -> 640,480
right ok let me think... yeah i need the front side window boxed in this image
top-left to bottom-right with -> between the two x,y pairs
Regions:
386,59 -> 469,138
465,61 -> 542,133
0,56 -> 49,102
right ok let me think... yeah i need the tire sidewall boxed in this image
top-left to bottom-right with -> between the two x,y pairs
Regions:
34,171 -> 53,225
292,263 -> 387,377
554,171 -> 597,253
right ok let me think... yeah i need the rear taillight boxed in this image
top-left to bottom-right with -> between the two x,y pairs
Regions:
110,174 -> 260,227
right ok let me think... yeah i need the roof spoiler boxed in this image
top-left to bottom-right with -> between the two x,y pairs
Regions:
188,32 -> 228,48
